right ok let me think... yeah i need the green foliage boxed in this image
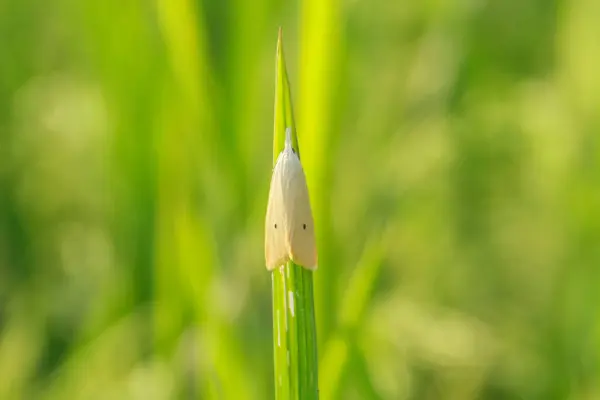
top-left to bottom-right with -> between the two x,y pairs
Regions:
0,0 -> 599,399
271,28 -> 319,400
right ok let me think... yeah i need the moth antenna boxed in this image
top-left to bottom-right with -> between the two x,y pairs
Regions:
284,127 -> 293,150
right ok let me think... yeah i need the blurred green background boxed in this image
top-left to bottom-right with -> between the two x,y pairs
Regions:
1,0 -> 600,398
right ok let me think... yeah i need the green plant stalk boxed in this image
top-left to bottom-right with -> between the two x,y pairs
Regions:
271,28 -> 319,400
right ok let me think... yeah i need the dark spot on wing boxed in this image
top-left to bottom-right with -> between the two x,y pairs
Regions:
303,224 -> 306,230
274,224 -> 277,229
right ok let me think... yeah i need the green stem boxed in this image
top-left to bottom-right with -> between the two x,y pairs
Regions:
272,265 -> 319,399
271,27 -> 319,400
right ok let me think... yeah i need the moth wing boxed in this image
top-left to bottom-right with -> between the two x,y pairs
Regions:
283,151 -> 318,270
265,156 -> 290,270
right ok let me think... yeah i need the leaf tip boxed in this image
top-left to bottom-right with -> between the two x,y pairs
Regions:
277,27 -> 284,56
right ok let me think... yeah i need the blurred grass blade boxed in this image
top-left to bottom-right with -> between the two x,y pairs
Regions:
271,27 -> 319,400
155,1 -> 252,397
299,0 -> 343,350
319,235 -> 386,399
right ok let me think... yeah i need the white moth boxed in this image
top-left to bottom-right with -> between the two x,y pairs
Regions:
265,127 -> 317,270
